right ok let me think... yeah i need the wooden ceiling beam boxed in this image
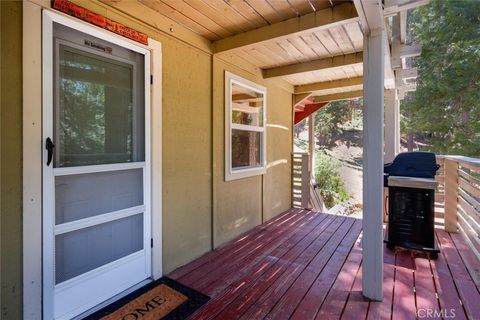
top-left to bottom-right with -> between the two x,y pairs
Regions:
212,2 -> 358,53
384,0 -> 431,16
397,83 -> 417,100
384,35 -> 396,89
396,68 -> 417,80
294,92 -> 313,106
295,105 -> 305,112
262,52 -> 363,78
312,90 -> 363,103
401,83 -> 417,92
232,93 -> 263,103
353,0 -> 384,33
399,11 -> 407,44
399,43 -> 422,58
294,76 -> 364,94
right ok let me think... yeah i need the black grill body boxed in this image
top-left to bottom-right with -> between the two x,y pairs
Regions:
384,152 -> 440,257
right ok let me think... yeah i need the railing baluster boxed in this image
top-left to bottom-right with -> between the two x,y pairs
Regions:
292,152 -> 311,209
441,155 -> 480,260
444,157 -> 459,232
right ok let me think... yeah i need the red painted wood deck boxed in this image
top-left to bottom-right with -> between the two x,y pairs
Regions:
169,209 -> 480,320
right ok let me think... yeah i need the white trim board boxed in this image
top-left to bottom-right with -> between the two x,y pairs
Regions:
22,5 -> 163,318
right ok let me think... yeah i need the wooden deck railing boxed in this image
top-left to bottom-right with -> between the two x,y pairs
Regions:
438,155 -> 480,259
292,152 -> 310,209
292,152 -> 325,211
292,153 -> 480,259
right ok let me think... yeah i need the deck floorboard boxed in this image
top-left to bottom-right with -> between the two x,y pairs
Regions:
167,209 -> 480,320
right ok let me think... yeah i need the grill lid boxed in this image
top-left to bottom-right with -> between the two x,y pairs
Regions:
384,152 -> 440,179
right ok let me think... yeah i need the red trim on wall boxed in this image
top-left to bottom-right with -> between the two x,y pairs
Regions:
294,102 -> 329,124
52,0 -> 149,45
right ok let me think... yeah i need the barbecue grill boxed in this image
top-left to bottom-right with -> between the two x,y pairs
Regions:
384,152 -> 441,258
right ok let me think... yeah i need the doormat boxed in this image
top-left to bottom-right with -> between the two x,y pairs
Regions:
85,277 -> 209,320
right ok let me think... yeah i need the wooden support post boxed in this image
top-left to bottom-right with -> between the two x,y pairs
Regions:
384,89 -> 396,163
301,153 -> 311,209
444,158 -> 459,232
308,115 -> 315,177
362,29 -> 385,301
384,89 -> 397,163
395,97 -> 400,155
391,14 -> 401,69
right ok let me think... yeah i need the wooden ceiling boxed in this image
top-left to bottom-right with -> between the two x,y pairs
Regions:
228,20 -> 363,70
284,63 -> 362,85
104,0 -> 365,103
139,0 -> 349,41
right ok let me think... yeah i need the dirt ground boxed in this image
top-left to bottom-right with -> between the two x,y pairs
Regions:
295,128 -> 364,218
326,142 -> 363,203
326,130 -> 363,218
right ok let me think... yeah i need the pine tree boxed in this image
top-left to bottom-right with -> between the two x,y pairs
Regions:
401,0 -> 480,157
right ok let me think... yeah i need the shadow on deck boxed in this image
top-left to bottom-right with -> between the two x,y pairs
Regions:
169,209 -> 480,319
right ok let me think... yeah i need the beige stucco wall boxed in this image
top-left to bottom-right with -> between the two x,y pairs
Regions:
263,85 -> 294,221
161,36 -> 212,272
212,57 -> 292,247
1,0 -> 293,317
1,1 -> 23,318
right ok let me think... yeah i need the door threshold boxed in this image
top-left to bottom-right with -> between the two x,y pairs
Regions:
73,278 -> 153,320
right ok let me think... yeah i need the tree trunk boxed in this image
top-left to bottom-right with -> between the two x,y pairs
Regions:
407,133 -> 415,151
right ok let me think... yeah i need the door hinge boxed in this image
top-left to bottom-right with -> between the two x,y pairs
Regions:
151,238 -> 154,248
150,75 -> 153,85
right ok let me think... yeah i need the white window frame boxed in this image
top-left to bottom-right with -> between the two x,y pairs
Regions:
225,71 -> 267,181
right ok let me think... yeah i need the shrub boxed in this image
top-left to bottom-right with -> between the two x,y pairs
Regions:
314,152 -> 349,208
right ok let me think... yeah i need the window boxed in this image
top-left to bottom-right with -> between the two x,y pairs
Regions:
225,72 -> 266,181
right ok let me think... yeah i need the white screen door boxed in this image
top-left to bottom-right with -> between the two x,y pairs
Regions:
42,12 -> 151,320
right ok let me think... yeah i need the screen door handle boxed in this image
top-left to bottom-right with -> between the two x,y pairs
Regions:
46,137 -> 55,166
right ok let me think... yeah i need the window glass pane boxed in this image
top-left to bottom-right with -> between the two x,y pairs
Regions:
231,82 -> 264,127
55,213 -> 143,284
232,130 -> 261,169
55,169 -> 143,224
55,44 -> 145,167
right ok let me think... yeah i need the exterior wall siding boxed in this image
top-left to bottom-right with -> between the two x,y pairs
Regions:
1,1 -> 23,318
1,0 -> 293,316
161,36 -> 212,273
263,85 -> 293,221
212,57 -> 293,247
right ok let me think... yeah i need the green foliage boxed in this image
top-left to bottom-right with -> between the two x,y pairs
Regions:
401,0 -> 480,156
314,99 -> 362,146
314,152 -> 349,208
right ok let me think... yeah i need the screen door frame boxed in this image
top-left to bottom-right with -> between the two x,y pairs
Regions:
42,10 -> 152,320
